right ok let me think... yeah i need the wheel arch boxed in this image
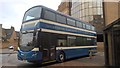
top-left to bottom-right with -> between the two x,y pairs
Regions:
56,50 -> 66,61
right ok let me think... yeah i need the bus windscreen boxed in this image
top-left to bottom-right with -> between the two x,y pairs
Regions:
23,7 -> 42,22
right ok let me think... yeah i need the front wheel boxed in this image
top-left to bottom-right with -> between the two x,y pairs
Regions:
57,52 -> 65,63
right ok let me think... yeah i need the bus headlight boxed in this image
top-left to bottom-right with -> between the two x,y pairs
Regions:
32,48 -> 39,51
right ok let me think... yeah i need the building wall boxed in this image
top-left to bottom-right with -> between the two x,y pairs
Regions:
1,27 -> 19,50
97,42 -> 104,52
2,41 -> 9,48
71,0 -> 103,22
104,2 -> 119,26
103,1 -> 120,66
8,31 -> 18,50
0,24 -> 2,48
71,0 -> 104,43
57,1 -> 71,15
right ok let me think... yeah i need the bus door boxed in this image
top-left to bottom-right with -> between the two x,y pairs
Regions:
49,35 -> 57,61
40,33 -> 56,62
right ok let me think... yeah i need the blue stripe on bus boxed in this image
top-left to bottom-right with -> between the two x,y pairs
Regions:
22,27 -> 35,31
56,48 -> 91,59
40,22 -> 96,36
22,22 -> 96,36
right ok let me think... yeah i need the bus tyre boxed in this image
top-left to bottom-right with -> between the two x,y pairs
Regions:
58,52 -> 65,63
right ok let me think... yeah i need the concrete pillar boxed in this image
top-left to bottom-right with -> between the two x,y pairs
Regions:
0,24 -> 2,48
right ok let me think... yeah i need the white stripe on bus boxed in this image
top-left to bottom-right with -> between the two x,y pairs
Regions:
40,19 -> 96,34
56,46 -> 97,50
41,28 -> 96,38
18,47 -> 39,51
22,30 -> 34,33
22,20 -> 39,25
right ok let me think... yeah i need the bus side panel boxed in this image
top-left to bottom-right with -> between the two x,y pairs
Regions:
62,48 -> 90,59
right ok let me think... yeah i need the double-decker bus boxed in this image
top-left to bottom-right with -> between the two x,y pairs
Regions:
18,5 -> 97,63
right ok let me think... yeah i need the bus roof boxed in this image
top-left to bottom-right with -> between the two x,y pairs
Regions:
25,5 -> 93,26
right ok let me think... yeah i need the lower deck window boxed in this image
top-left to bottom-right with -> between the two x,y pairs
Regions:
67,36 -> 76,46
58,39 -> 67,47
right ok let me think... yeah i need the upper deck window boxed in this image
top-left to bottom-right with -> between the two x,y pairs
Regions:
83,23 -> 86,29
67,18 -> 76,26
86,24 -> 91,30
44,10 -> 56,21
23,7 -> 42,22
56,14 -> 66,24
91,26 -> 95,31
76,21 -> 82,28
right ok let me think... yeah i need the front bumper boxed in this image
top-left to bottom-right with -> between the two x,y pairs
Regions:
17,50 -> 42,62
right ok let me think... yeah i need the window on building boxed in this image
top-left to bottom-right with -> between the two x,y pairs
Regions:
92,2 -> 97,8
89,2 -> 93,8
44,10 -> 56,21
97,8 -> 102,15
56,14 -> 66,24
89,16 -> 93,21
67,18 -> 76,26
97,0 -> 102,7
82,9 -> 85,17
86,9 -> 89,16
82,4 -> 84,10
89,8 -> 93,15
93,8 -> 97,15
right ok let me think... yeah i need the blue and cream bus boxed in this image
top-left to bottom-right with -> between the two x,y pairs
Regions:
18,5 -> 97,63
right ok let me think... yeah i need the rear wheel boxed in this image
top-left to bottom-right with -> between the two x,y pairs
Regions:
57,52 -> 65,63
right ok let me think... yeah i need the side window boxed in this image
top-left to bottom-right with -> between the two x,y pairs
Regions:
67,18 -> 76,26
58,40 -> 67,47
57,35 -> 67,47
91,26 -> 95,31
83,37 -> 87,45
86,24 -> 91,30
76,36 -> 83,46
44,10 -> 56,21
83,23 -> 86,29
56,14 -> 66,24
76,21 -> 82,28
67,36 -> 76,46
